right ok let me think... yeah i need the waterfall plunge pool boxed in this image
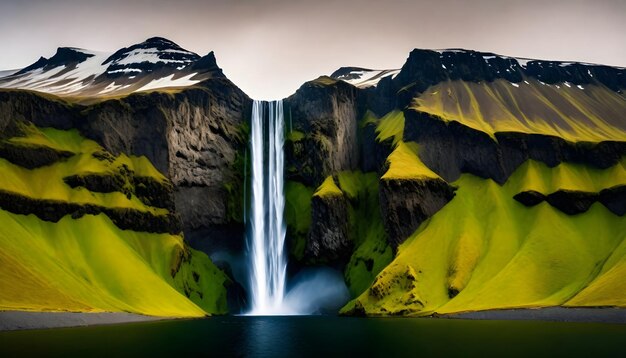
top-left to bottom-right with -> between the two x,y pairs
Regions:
2,315 -> 625,357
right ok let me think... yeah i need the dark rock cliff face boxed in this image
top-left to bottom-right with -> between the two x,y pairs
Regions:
286,79 -> 362,186
379,178 -> 456,249
360,124 -> 395,174
305,189 -> 351,265
0,78 -> 251,254
0,91 -> 78,133
403,109 -> 626,184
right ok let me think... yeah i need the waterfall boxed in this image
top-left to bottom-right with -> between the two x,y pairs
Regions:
247,99 -> 288,315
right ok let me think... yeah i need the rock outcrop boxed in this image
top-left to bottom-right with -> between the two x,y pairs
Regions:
599,186 -> 626,216
305,181 -> 351,265
515,187 -> 626,216
513,191 -> 546,207
286,78 -> 362,186
379,178 -> 456,249
546,190 -> 599,215
0,189 -> 182,234
0,141 -> 73,169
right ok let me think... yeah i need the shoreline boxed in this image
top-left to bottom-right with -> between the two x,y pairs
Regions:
441,307 -> 626,324
0,311 -> 168,332
2,307 -> 626,331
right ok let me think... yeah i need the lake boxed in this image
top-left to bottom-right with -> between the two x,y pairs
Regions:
1,316 -> 625,357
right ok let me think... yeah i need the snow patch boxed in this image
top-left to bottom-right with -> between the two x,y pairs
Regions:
0,69 -> 19,78
113,48 -> 193,66
336,69 -> 400,88
136,73 -> 200,92
98,82 -> 131,95
107,68 -> 142,74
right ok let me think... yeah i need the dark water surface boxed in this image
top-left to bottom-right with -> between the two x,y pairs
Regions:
1,315 -> 625,357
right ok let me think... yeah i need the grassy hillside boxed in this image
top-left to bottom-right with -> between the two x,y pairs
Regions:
342,158 -> 626,315
411,79 -> 626,142
0,123 -> 228,317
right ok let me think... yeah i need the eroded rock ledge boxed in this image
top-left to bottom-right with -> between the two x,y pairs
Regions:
0,141 -> 73,169
380,178 -> 456,249
404,110 -> 626,184
305,182 -> 351,265
0,189 -> 181,234
514,186 -> 626,216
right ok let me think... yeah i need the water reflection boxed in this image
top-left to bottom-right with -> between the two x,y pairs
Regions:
240,317 -> 294,356
1,316 -> 625,357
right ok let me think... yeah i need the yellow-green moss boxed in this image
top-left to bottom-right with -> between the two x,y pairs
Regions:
285,181 -> 314,260
376,110 -> 405,146
8,123 -> 99,154
381,141 -> 441,180
337,171 -> 393,297
411,79 -> 626,142
314,175 -> 343,197
0,124 -> 227,317
346,158 -> 626,316
287,130 -> 305,142
311,76 -> 339,86
0,211 -> 226,317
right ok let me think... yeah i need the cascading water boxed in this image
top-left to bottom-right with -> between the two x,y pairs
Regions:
247,100 -> 288,315
245,99 -> 350,316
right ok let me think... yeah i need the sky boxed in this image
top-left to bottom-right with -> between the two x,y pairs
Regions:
0,0 -> 625,99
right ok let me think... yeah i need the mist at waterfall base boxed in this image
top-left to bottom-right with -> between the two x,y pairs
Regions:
245,99 -> 349,316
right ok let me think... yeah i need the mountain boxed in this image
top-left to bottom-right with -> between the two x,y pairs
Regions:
0,41 -> 625,318
0,37 -> 250,316
287,48 -> 626,315
330,67 -> 400,88
0,37 -> 223,98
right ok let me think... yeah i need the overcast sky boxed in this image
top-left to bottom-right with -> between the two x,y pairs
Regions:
0,0 -> 625,99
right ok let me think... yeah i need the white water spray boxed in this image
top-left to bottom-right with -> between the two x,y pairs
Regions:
246,99 -> 350,315
248,100 -> 288,315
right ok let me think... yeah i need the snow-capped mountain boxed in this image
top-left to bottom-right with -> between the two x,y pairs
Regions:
330,67 -> 400,88
0,37 -> 223,98
331,49 -> 626,92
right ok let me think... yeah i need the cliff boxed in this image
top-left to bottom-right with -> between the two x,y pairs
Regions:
1,43 -> 625,317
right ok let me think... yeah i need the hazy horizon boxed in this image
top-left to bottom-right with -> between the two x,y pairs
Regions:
1,0 -> 625,99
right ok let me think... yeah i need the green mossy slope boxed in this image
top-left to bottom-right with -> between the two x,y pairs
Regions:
0,124 -> 228,317
338,171 -> 393,297
411,79 -> 626,142
285,181 -> 314,261
343,159 -> 626,316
